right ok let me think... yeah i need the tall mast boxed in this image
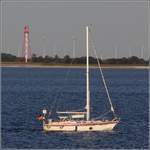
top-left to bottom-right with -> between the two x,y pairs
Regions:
86,26 -> 90,121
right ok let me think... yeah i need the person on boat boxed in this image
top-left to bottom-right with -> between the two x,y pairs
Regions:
36,108 -> 50,123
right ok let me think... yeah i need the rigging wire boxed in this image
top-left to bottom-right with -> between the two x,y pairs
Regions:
92,110 -> 111,120
50,52 -> 76,111
89,27 -> 116,117
50,51 -> 85,113
49,26 -> 117,119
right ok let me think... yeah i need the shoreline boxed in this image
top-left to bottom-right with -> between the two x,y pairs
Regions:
0,63 -> 149,69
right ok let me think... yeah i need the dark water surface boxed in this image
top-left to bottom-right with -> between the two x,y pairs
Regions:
1,67 -> 149,148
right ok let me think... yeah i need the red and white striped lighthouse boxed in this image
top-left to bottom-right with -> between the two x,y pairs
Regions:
23,25 -> 32,63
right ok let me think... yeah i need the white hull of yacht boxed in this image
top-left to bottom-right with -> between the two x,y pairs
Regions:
43,120 -> 119,132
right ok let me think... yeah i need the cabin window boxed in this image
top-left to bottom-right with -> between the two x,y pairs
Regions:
60,126 -> 64,129
75,126 -> 77,131
89,127 -> 93,130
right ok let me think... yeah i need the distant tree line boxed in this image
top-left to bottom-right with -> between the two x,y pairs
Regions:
1,53 -> 149,65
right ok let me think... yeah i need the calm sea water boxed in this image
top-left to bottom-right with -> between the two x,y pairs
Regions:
1,67 -> 149,149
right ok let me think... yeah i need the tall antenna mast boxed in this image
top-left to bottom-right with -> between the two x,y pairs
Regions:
23,25 -> 32,63
72,36 -> 76,58
129,47 -> 132,57
86,26 -> 90,121
114,46 -> 118,59
141,46 -> 144,58
42,36 -> 46,58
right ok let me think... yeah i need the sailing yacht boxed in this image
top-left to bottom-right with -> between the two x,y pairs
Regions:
37,26 -> 119,132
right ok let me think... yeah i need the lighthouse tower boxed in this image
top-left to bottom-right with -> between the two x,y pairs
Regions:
23,25 -> 31,63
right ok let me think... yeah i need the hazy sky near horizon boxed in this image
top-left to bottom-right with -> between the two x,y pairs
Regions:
1,1 -> 149,59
